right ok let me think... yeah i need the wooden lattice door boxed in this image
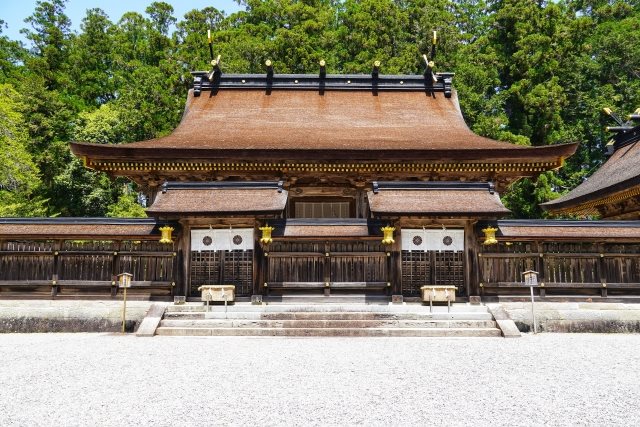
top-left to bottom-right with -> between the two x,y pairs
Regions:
401,250 -> 465,297
190,250 -> 253,297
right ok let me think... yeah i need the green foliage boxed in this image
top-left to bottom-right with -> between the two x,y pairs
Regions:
0,84 -> 49,216
1,0 -> 638,218
73,104 -> 129,144
106,191 -> 147,218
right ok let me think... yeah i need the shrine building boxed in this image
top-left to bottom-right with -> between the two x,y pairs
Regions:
3,63 -> 640,303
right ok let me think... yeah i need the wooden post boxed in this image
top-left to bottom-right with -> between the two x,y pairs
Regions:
253,222 -> 263,297
324,241 -> 331,296
537,241 -> 545,298
464,221 -> 477,299
180,220 -> 191,298
598,243 -> 607,297
52,240 -> 62,298
391,224 -> 402,296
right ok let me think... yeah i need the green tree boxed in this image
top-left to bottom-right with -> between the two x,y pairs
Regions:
20,0 -> 72,90
0,84 -> 48,216
67,8 -> 115,106
106,190 -> 147,218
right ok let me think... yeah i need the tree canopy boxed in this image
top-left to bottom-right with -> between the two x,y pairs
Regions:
0,0 -> 638,218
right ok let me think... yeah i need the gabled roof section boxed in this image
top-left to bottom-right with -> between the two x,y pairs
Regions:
542,124 -> 640,216
146,181 -> 288,217
367,181 -> 511,217
70,73 -> 577,163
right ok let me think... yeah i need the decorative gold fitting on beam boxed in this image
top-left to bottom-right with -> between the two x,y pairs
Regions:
381,226 -> 395,245
481,227 -> 498,245
259,225 -> 274,245
159,226 -> 174,244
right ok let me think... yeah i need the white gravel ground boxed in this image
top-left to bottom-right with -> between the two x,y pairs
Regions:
1,333 -> 639,426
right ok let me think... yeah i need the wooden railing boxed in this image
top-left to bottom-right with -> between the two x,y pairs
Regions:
479,242 -> 640,297
0,239 -> 179,299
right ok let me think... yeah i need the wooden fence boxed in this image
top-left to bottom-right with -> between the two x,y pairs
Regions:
0,239 -> 179,299
479,241 -> 640,297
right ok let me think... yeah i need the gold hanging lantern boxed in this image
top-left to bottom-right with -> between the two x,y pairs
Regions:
159,226 -> 174,244
482,227 -> 498,245
381,226 -> 395,245
259,225 -> 274,245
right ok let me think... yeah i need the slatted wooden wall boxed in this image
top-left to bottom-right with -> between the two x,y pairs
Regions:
0,239 -> 178,298
479,242 -> 640,296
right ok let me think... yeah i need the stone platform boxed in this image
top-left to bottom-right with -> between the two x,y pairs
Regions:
154,302 -> 505,337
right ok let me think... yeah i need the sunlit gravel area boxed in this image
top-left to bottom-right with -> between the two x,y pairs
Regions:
1,333 -> 639,426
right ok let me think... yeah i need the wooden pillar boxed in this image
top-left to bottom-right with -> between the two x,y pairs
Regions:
324,241 -> 331,295
598,243 -> 607,298
179,220 -> 191,297
391,222 -> 402,297
253,223 -> 263,297
537,241 -> 545,297
465,220 -> 479,299
52,240 -> 62,298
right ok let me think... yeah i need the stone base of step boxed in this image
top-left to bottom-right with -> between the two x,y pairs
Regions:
263,295 -> 391,305
166,303 -> 489,314
159,319 -> 497,329
155,326 -> 502,337
164,311 -> 493,321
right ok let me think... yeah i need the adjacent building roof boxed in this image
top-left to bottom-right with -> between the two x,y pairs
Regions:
367,182 -> 511,217
492,220 -> 640,240
542,123 -> 640,218
146,181 -> 288,216
0,218 -> 163,239
70,73 -> 576,182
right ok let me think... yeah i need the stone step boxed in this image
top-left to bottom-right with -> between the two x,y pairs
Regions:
154,327 -> 502,337
159,319 -> 498,329
263,296 -> 391,304
166,303 -> 489,314
164,311 -> 494,321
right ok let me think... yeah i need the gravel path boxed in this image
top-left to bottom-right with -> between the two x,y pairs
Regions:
1,333 -> 639,426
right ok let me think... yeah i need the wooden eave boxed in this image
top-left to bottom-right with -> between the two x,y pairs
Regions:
73,146 -> 575,178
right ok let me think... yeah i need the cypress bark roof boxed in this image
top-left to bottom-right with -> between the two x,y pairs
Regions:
492,220 -> 640,240
367,182 -> 510,217
146,182 -> 288,216
69,74 -> 576,164
0,218 -> 162,239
